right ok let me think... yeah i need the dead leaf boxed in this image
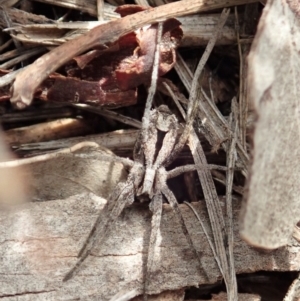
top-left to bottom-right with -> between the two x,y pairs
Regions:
240,0 -> 300,248
22,143 -> 128,201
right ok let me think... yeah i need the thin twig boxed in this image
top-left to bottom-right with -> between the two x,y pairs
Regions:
171,9 -> 238,298
174,41 -> 248,175
141,22 -> 163,145
0,68 -> 23,88
0,39 -> 13,53
72,104 -> 142,129
0,47 -> 45,69
0,142 -> 100,168
165,9 -> 231,166
235,6 -> 247,148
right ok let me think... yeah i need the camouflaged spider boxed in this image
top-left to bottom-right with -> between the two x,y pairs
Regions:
63,22 -> 201,299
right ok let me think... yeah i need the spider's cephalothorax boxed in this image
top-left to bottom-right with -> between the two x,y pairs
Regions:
134,105 -> 179,199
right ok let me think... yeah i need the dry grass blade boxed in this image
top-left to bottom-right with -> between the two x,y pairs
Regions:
0,141 -> 102,167
71,104 -> 142,129
7,15 -> 237,47
174,53 -> 248,175
10,0 -> 257,109
170,8 -> 239,299
0,47 -> 45,69
32,0 -> 118,17
165,8 -> 230,165
225,98 -> 239,300
235,7 -> 248,148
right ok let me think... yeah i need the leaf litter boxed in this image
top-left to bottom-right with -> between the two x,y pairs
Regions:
0,0 -> 299,300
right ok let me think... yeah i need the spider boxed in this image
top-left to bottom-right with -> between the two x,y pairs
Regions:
63,22 -> 202,298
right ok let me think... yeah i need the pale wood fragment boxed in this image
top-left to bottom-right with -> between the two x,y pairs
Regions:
5,118 -> 91,145
0,196 -> 299,300
240,0 -> 300,249
0,143 -> 127,201
12,129 -> 139,155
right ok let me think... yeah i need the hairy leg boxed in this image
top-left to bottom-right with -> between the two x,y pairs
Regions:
63,178 -> 135,281
143,193 -> 163,301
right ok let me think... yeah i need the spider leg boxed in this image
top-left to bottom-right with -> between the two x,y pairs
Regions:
63,178 -> 135,281
161,185 -> 202,269
143,193 -> 163,301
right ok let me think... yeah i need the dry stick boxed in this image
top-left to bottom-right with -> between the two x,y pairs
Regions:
174,47 -> 248,175
174,53 -> 231,152
171,9 -> 238,300
0,46 -> 28,62
0,142 -> 100,168
72,104 -> 142,129
0,140 -> 134,169
225,97 -> 238,301
0,47 -> 45,69
0,39 -> 13,53
11,0 -> 256,109
165,8 -> 230,166
211,170 -> 244,195
0,5 -> 22,49
97,0 -> 105,21
172,83 -> 231,291
141,22 -> 163,146
190,128 -> 232,293
0,68 -> 23,87
14,130 -> 139,154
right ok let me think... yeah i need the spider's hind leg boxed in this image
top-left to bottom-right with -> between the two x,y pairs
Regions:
143,193 -> 163,301
63,178 -> 135,282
